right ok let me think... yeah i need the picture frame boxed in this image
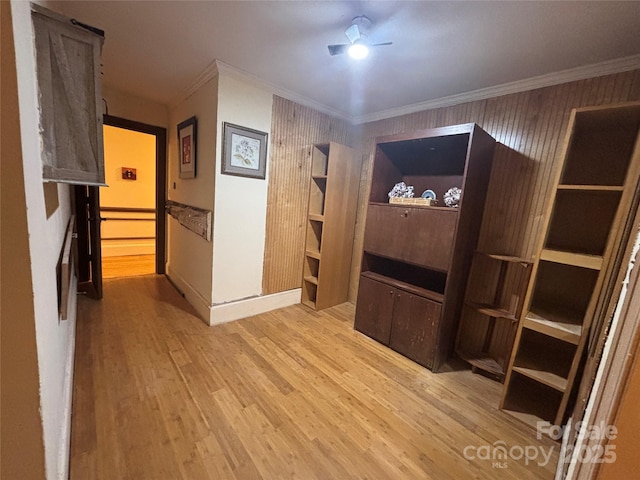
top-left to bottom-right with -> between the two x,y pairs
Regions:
222,122 -> 268,179
177,116 -> 197,179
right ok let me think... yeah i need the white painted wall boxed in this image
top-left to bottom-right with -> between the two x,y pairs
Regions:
11,2 -> 79,478
101,126 -> 156,257
166,78 -> 218,321
102,85 -> 169,128
211,72 -> 273,305
166,67 -> 300,325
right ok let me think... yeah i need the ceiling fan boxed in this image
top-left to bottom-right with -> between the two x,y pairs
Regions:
327,15 -> 392,59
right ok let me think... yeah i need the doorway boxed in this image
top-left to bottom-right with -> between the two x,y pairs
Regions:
75,116 -> 166,297
101,125 -> 156,278
102,115 -> 167,279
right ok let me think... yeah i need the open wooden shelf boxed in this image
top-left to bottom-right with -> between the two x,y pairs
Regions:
529,260 -> 599,326
301,300 -> 315,309
302,143 -> 361,311
305,250 -> 321,260
502,372 -> 562,428
502,102 -> 640,427
456,251 -> 533,381
560,105 -> 640,187
457,349 -> 504,378
524,309 -> 582,344
301,279 -> 317,310
557,184 -> 624,192
304,275 -> 318,285
512,366 -> 568,392
477,252 -> 532,264
540,249 -> 603,270
308,178 -> 326,216
512,329 -> 575,392
465,301 -> 518,322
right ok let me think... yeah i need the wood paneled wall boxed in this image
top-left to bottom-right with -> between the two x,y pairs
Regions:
351,70 -> 640,300
263,71 -> 640,302
262,97 -> 353,294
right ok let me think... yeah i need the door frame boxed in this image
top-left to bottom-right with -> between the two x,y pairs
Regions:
103,115 -> 167,274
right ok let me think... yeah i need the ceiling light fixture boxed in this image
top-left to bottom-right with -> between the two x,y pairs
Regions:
348,42 -> 369,60
327,15 -> 392,58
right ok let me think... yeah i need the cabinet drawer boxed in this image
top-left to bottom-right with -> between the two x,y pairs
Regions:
364,204 -> 457,271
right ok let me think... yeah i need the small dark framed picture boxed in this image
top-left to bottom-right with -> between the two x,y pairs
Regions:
222,122 -> 268,179
177,116 -> 197,179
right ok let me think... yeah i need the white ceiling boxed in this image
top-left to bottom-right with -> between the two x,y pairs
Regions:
45,1 -> 640,121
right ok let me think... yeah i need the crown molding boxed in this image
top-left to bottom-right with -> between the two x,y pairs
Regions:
169,61 -> 220,108
352,55 -> 640,124
170,55 -> 639,124
170,60 -> 352,122
215,61 -> 353,122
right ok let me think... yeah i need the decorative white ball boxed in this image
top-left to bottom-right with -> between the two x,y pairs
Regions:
444,187 -> 462,207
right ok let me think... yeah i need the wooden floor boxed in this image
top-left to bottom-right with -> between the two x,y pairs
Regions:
71,275 -> 558,479
102,254 -> 155,279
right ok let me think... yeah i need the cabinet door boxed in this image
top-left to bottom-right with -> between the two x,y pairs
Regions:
364,204 -> 457,271
354,276 -> 395,344
389,292 -> 441,368
32,7 -> 105,185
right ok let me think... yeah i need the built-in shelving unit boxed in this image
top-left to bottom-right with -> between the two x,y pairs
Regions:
354,123 -> 496,372
456,252 -> 533,381
301,143 -> 361,310
501,102 -> 640,428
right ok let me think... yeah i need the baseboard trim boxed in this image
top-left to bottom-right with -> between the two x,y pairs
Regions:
57,273 -> 77,480
209,288 -> 302,326
166,265 -> 212,325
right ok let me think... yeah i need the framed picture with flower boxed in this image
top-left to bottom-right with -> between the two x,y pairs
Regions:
221,122 -> 268,179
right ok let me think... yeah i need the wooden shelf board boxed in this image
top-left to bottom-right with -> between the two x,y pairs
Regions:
300,299 -> 316,310
524,310 -> 582,344
540,248 -> 603,270
465,301 -> 517,321
304,275 -> 318,285
501,372 -> 562,429
305,250 -> 321,260
557,184 -> 624,192
308,213 -> 324,222
312,175 -> 327,180
502,408 -> 553,432
360,271 -> 444,303
368,201 -> 457,212
457,350 -> 504,377
477,252 -> 533,264
512,366 -> 568,392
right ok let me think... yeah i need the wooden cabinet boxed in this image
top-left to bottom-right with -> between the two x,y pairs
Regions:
32,5 -> 105,185
355,123 -> 496,371
301,142 -> 362,310
364,204 -> 457,271
354,276 -> 395,344
355,274 -> 441,368
501,102 -> 640,428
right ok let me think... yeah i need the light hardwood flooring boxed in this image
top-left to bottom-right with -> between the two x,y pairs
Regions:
71,275 -> 558,479
102,254 -> 155,279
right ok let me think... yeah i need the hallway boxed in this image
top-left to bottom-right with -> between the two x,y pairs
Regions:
102,254 -> 156,279
70,275 -> 557,479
